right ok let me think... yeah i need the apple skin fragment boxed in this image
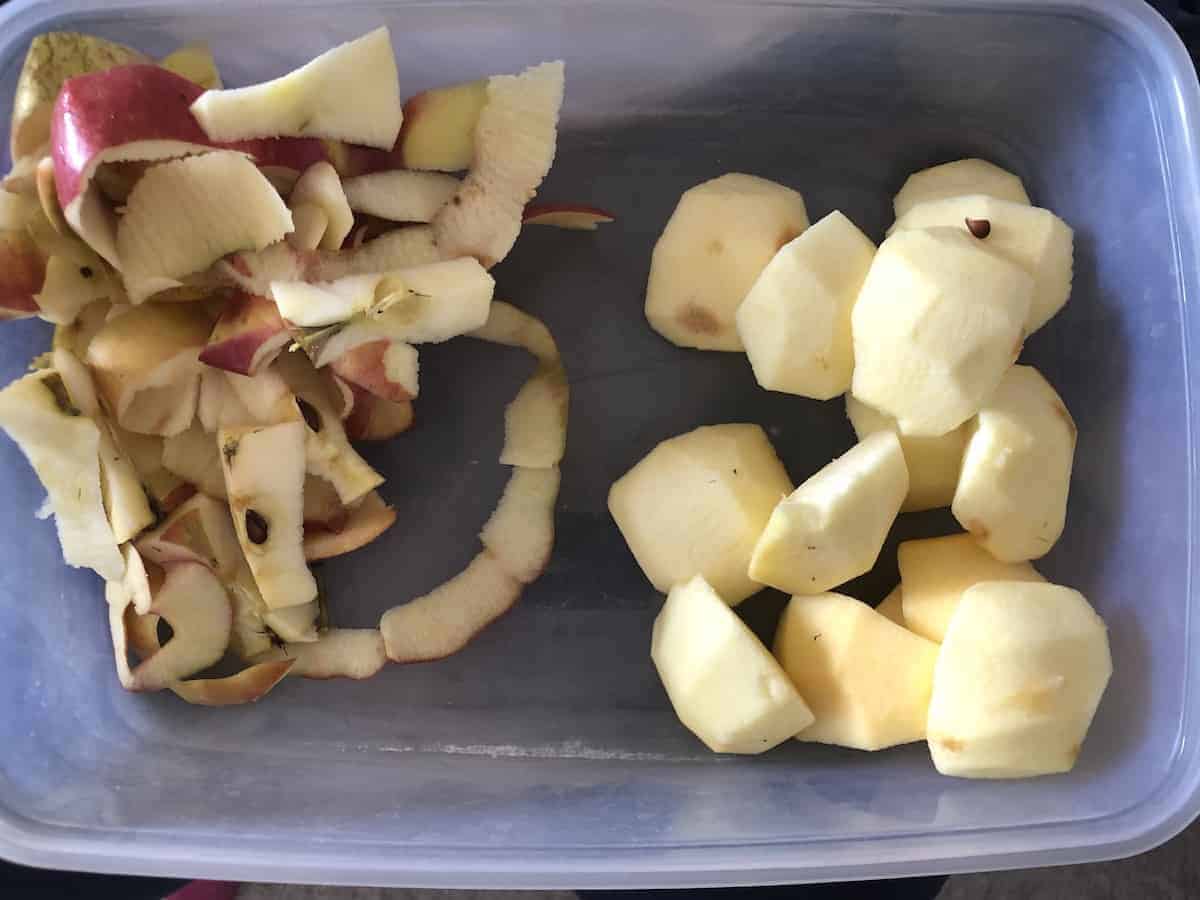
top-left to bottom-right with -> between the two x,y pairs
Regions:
169,659 -> 294,706
341,170 -> 460,223
252,628 -> 387,680
381,551 -> 522,663
0,369 -> 124,580
480,466 -> 560,583
522,203 -> 615,230
190,27 -> 402,149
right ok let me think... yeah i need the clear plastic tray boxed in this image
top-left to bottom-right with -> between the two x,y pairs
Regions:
1,0 -> 1199,889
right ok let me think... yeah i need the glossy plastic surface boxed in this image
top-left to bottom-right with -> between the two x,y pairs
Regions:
0,0 -> 1199,888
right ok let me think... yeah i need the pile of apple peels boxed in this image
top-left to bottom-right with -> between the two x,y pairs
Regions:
0,28 -> 582,704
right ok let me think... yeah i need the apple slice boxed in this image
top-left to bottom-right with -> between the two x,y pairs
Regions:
289,161 -> 353,250
11,32 -> 147,160
343,388 -> 414,441
159,43 -> 223,90
288,203 -> 329,251
341,170 -> 460,223
500,364 -> 568,468
322,224 -> 442,274
0,369 -> 123,579
432,61 -> 565,267
219,421 -> 317,610
85,303 -> 209,436
480,466 -> 560,583
117,151 -> 293,303
191,28 -> 402,149
136,492 -> 241,580
0,230 -> 45,320
467,299 -> 560,365
226,562 -> 271,660
304,491 -> 397,561
522,203 -> 615,230
161,422 -> 225,499
126,561 -> 233,692
253,628 -> 387,680
397,79 -> 488,171
199,291 -> 290,376
381,550 -> 520,663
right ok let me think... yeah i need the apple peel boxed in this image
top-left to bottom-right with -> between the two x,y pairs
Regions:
343,388 -> 413,441
304,491 -> 396,561
342,170 -> 460,223
253,628 -> 386,680
523,203 -> 615,230
480,466 -> 560,583
136,492 -> 242,580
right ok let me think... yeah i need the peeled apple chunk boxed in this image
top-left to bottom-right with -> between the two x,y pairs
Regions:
117,151 -> 293,303
396,78 -> 488,171
0,369 -> 123,580
645,173 -> 809,352
652,575 -> 814,754
927,581 -> 1112,778
381,550 -> 521,663
890,195 -> 1073,333
608,424 -> 793,605
850,227 -> 1033,437
892,158 -> 1030,219
749,431 -> 908,596
774,593 -> 939,751
898,533 -> 1044,644
341,170 -> 461,223
735,210 -> 875,399
253,628 -> 387,680
432,61 -> 565,268
84,303 -> 209,436
845,395 -> 967,513
11,31 -> 147,159
288,161 -> 353,250
952,365 -> 1077,562
190,27 -> 402,149
219,421 -> 318,610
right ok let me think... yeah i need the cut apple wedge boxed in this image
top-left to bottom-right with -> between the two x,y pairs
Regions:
304,491 -> 396,561
199,291 -> 290,376
480,466 -> 560,583
85,302 -> 209,436
432,61 -> 565,267
11,31 -> 148,160
219,421 -> 317,610
161,421 -> 226,499
500,364 -> 568,468
0,369 -> 124,579
342,387 -> 414,441
381,550 -> 521,663
0,230 -> 46,320
159,43 -> 223,91
397,78 -> 488,172
253,628 -> 387,680
341,170 -> 460,223
117,151 -> 293,303
136,492 -> 242,580
522,203 -> 615,230
467,299 -> 560,365
126,561 -> 233,692
191,28 -> 402,149
289,161 -> 353,250
322,225 -> 443,275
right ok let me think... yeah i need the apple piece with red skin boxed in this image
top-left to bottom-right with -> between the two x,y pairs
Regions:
342,384 -> 414,441
0,230 -> 45,320
304,491 -> 396,561
253,628 -> 386,680
522,203 -> 615,230
381,550 -> 520,663
327,339 -> 418,405
136,492 -> 241,579
396,79 -> 488,172
199,291 -> 290,376
85,303 -> 210,436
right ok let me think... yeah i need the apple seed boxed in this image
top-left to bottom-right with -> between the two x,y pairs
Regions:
965,217 -> 991,239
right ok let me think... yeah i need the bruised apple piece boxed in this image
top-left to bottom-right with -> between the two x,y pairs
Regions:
0,230 -> 46,320
136,492 -> 241,580
159,43 -> 223,90
191,28 -> 402,149
432,61 -> 564,268
500,364 -> 568,468
343,388 -> 413,441
219,421 -> 318,610
253,628 -> 386,680
0,369 -> 123,579
480,466 -> 560,583
162,422 -> 226,499
523,203 -> 615,230
304,491 -> 396,561
341,170 -> 460,223
289,161 -> 353,250
381,551 -> 520,663
117,152 -> 293,303
11,31 -> 147,160
397,79 -> 488,171
85,303 -> 209,436
199,291 -> 290,376
126,561 -> 232,692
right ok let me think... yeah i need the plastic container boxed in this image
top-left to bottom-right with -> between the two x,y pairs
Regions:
1,0 -> 1200,888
